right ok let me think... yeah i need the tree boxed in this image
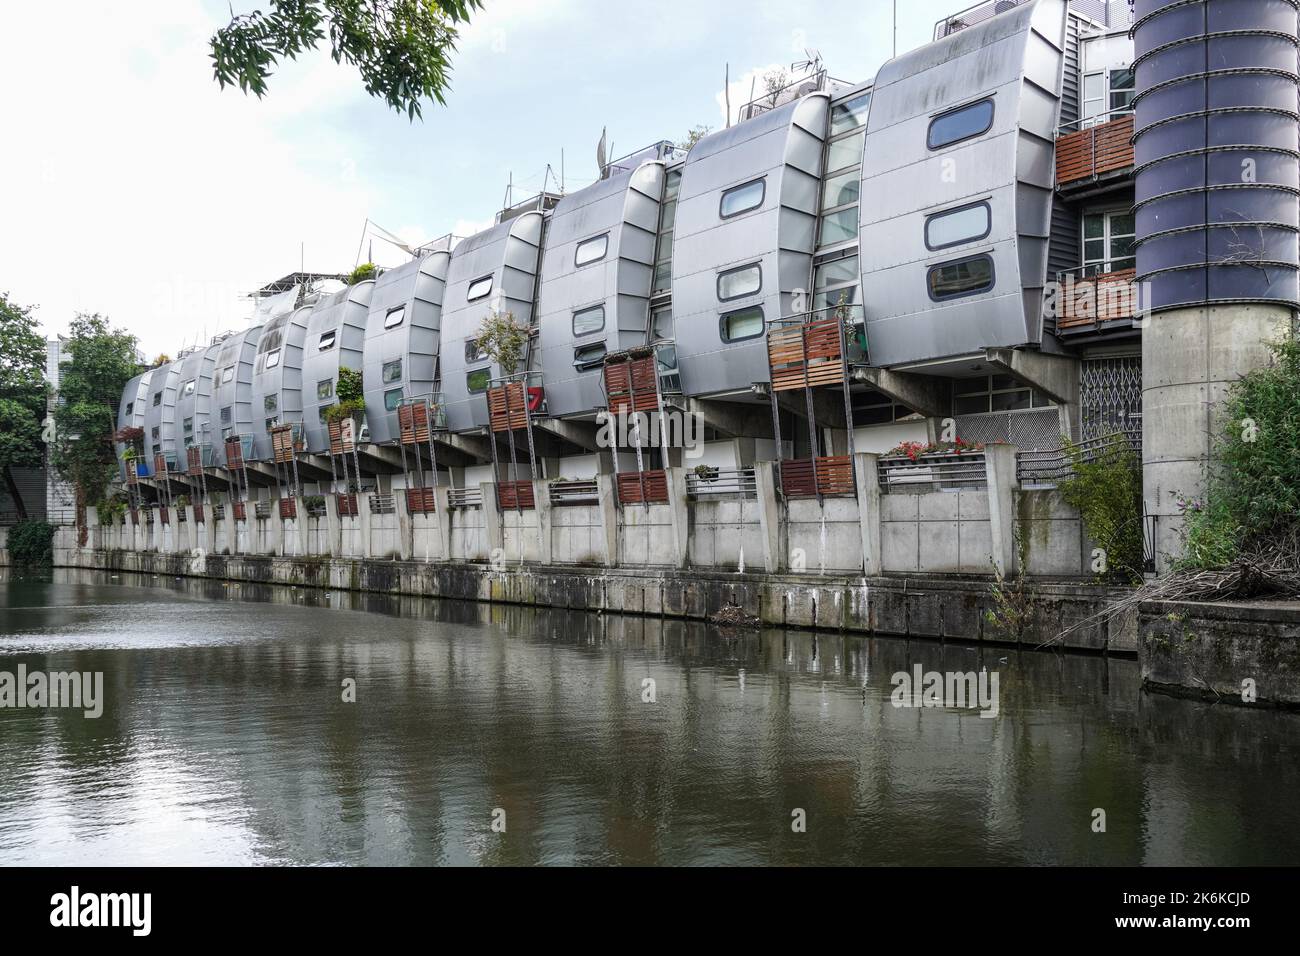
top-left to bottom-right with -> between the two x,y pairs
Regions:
211,0 -> 483,120
679,125 -> 711,151
762,68 -> 790,108
474,310 -> 528,376
0,293 -> 47,519
50,314 -> 140,518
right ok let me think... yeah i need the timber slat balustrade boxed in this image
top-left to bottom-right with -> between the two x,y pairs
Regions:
495,480 -> 535,511
278,498 -> 297,520
616,470 -> 670,505
186,446 -> 203,476
780,456 -> 855,498
397,403 -> 433,444
327,420 -> 356,456
604,355 -> 660,414
1059,268 -> 1139,328
488,383 -> 530,432
336,493 -> 360,517
1055,115 -> 1134,186
270,424 -> 303,463
192,505 -> 204,524
405,487 -> 438,514
231,501 -> 246,522
767,318 -> 846,392
224,437 -> 245,469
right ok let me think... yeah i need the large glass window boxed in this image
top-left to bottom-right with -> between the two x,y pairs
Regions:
813,254 -> 860,313
720,305 -> 765,343
830,90 -> 871,136
382,359 -> 402,384
927,99 -> 995,150
466,368 -> 491,393
384,305 -> 405,330
825,129 -> 865,174
1083,210 -> 1136,275
572,305 -> 605,336
575,234 -> 608,267
652,169 -> 682,294
467,276 -> 493,301
822,169 -> 860,210
927,255 -> 995,300
717,263 -> 762,301
952,374 -> 1054,415
925,202 -> 991,251
819,206 -> 859,246
719,178 -> 765,219
573,343 -> 607,371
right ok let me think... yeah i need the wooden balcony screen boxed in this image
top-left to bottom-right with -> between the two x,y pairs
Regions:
192,505 -> 204,524
278,498 -> 297,520
616,470 -> 670,505
159,506 -> 170,525
270,425 -> 301,463
336,493 -> 359,517
224,439 -> 245,469
779,456 -> 855,498
1055,115 -> 1135,187
767,318 -> 846,392
186,446 -> 203,476
231,501 -> 247,522
1059,268 -> 1139,329
496,480 -> 535,511
327,420 -> 355,456
603,355 -> 660,415
487,383 -> 529,433
397,402 -> 433,445
153,453 -> 169,476
405,487 -> 438,514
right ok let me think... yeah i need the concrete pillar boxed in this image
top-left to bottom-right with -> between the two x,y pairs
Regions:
293,499 -> 309,557
151,512 -> 163,552
480,481 -> 503,555
535,479 -> 553,564
267,506 -> 284,557
434,486 -> 452,561
984,443 -> 1018,576
753,461 -> 781,573
596,474 -> 618,567
1143,304 -> 1291,572
325,494 -> 342,557
396,491 -> 414,561
666,466 -> 689,569
125,513 -> 137,552
853,452 -> 882,577
202,504 -> 216,556
358,492 -> 373,559
85,506 -> 100,551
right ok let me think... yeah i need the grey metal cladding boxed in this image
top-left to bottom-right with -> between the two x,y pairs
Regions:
209,324 -> 265,459
859,0 -> 1068,367
300,281 -> 373,453
1132,0 -> 1300,312
438,211 -> 544,431
250,303 -> 313,459
362,251 -> 450,444
671,94 -> 829,396
141,361 -> 181,469
535,161 -> 664,418
115,369 -> 152,478
172,345 -> 217,462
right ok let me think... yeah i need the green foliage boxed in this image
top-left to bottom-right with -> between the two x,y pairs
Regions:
324,399 -> 365,423
336,366 -> 364,403
210,0 -> 483,120
99,496 -> 127,525
347,262 -> 377,285
0,293 -> 48,499
1181,337 -> 1300,569
679,126 -> 711,150
1058,436 -> 1144,584
8,519 -> 54,567
985,530 -> 1037,641
473,310 -> 528,376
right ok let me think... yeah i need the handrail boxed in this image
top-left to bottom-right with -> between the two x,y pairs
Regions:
737,70 -> 851,122
1057,104 -> 1135,135
369,493 -> 396,515
1017,430 -> 1141,486
447,487 -> 482,509
549,479 -> 600,506
879,451 -> 988,492
686,466 -> 758,500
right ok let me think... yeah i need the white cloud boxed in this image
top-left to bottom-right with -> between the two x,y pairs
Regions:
715,62 -> 792,127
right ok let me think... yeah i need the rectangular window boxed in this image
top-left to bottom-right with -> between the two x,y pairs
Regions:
821,169 -> 860,210
221,366 -> 234,384
650,304 -> 673,343
384,305 -> 406,330
124,402 -> 133,416
928,98 -> 995,150
318,330 -> 336,351
573,343 -> 607,371
264,394 -> 278,413
153,392 -> 161,407
1083,210 -> 1136,275
1109,67 -> 1135,114
151,426 -> 159,441
575,234 -> 608,267
382,359 -> 402,384
572,305 -> 605,336
927,254 -> 995,300
183,417 -> 193,434
814,254 -> 859,290
466,368 -> 491,393
318,406 -> 331,424
830,90 -> 871,136
182,380 -> 195,397
825,129 -> 865,174
264,349 -> 281,370
720,305 -> 765,343
819,206 -> 859,246
384,388 -> 403,411
220,406 -> 232,424
265,417 -> 279,432
717,263 -> 762,301
925,201 -> 992,251
317,380 -> 333,400
719,178 -> 765,219
465,339 -> 483,363
467,276 -> 493,301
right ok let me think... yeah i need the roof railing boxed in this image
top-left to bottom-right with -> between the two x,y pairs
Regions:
737,70 -> 853,123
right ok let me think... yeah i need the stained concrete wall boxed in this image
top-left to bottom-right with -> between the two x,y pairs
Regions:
618,503 -> 675,566
689,499 -> 765,571
783,498 -> 863,573
881,490 -> 993,574
550,504 -> 604,565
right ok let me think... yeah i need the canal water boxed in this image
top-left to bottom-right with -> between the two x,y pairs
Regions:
1,568 -> 1297,866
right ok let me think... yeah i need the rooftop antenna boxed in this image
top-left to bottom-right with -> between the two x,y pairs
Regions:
561,148 -> 565,195
725,63 -> 731,128
793,49 -> 823,76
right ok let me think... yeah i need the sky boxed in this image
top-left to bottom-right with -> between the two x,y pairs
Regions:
1,0 -> 974,359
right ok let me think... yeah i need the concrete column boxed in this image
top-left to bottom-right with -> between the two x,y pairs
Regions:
202,504 -> 216,556
267,506 -> 284,557
434,486 -> 452,561
358,493 -> 373,559
1143,304 -> 1291,572
125,513 -> 137,552
480,481 -> 503,555
596,474 -> 618,567
152,512 -> 163,552
853,452 -> 882,577
753,461 -> 781,573
325,494 -> 342,557
535,479 -> 553,564
184,506 -> 198,554
984,443 -> 1018,576
666,466 -> 689,569
396,491 -> 414,561
85,506 -> 100,551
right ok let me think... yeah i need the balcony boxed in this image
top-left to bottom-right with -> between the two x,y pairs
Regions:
615,470 -> 669,505
1055,114 -> 1134,191
1055,266 -> 1140,333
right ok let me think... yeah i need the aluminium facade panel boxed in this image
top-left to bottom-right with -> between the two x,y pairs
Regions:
251,301 -> 313,460
300,282 -> 373,454
209,325 -> 265,462
141,361 -> 180,474
115,369 -> 153,479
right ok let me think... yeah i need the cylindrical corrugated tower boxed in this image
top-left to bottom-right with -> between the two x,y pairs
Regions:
1132,0 -> 1300,570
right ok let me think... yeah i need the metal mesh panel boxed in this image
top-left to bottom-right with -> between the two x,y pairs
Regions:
956,408 -> 1062,450
1081,356 -> 1142,441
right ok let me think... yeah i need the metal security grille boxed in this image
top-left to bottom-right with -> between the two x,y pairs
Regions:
955,408 -> 1062,450
1081,356 -> 1142,441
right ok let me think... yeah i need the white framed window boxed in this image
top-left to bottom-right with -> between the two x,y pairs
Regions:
573,343 -> 607,370
1082,209 -> 1136,275
317,380 -> 333,400
575,234 -> 608,267
182,380 -> 195,397
382,359 -> 402,384
221,366 -> 234,384
467,276 -> 493,301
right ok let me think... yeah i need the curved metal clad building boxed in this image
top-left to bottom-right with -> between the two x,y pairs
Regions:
251,300 -> 313,460
361,251 -> 450,445
300,282 -> 372,454
172,344 -> 218,468
1132,0 -> 1300,310
859,0 -> 1069,366
535,162 -> 665,419
141,360 -> 180,474
208,325 -> 265,457
671,95 -> 829,395
115,369 -> 153,479
438,211 -> 544,431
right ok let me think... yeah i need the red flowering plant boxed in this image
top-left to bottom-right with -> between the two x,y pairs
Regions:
884,437 -> 984,461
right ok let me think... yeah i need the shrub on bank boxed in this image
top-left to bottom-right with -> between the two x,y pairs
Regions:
8,519 -> 54,567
